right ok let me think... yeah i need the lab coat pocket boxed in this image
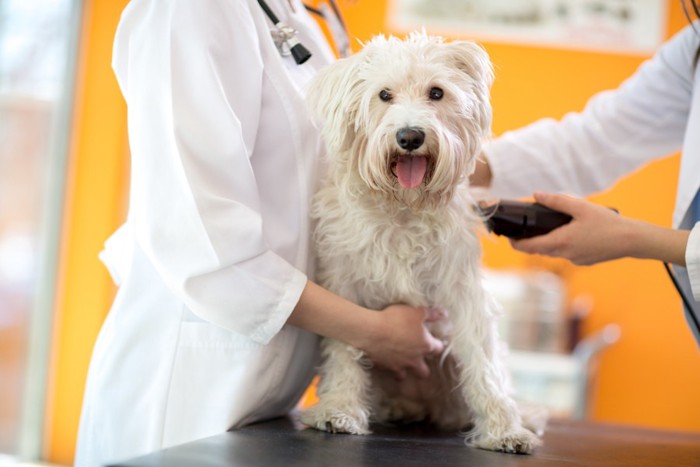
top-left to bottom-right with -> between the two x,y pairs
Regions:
162,321 -> 280,447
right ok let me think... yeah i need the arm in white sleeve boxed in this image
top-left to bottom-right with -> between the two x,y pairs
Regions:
114,0 -> 306,344
485,25 -> 698,199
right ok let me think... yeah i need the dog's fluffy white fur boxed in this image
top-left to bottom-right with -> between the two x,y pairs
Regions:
300,31 -> 543,454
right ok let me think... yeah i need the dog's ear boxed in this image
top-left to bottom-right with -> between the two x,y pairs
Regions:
306,52 -> 366,155
445,41 -> 494,135
446,41 -> 494,90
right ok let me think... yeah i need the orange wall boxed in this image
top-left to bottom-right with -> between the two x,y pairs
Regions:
48,1 -> 699,464
339,1 -> 700,431
45,0 -> 129,463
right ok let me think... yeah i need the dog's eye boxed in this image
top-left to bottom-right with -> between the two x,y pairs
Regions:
429,87 -> 444,100
378,89 -> 393,102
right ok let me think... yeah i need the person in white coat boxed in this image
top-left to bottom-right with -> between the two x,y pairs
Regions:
74,1 -> 445,466
471,9 -> 700,346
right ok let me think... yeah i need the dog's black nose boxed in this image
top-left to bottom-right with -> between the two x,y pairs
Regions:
396,128 -> 425,151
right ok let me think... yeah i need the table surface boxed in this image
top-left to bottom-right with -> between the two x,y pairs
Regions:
111,415 -> 700,467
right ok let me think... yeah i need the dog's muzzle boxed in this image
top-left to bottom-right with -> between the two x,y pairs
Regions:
393,127 -> 429,189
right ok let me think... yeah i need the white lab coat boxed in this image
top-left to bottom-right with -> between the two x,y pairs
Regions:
483,23 -> 700,344
75,1 -> 336,465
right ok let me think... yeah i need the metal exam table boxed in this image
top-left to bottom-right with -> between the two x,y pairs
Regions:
110,414 -> 700,467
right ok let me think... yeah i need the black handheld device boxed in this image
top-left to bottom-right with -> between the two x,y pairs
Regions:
480,200 -> 573,239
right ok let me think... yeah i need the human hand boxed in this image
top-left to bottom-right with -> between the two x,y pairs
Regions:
360,305 -> 445,380
469,154 -> 493,188
510,192 -> 633,265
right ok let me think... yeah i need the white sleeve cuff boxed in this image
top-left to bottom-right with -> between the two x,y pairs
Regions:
249,268 -> 308,344
180,250 -> 309,346
686,223 -> 700,302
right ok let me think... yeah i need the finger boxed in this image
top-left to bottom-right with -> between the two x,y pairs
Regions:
510,235 -> 551,255
427,335 -> 445,354
424,307 -> 446,322
511,238 -> 563,259
413,359 -> 431,379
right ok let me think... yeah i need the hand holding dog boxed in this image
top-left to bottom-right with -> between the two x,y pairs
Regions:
288,281 -> 444,379
361,305 -> 445,380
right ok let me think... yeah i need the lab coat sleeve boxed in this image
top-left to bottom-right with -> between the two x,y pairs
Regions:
114,0 -> 306,344
484,25 -> 697,199
687,224 -> 700,302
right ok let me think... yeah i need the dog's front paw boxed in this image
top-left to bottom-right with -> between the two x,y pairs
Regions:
300,405 -> 371,435
470,426 -> 541,454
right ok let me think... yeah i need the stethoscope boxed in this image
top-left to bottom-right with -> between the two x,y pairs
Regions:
257,0 -> 351,64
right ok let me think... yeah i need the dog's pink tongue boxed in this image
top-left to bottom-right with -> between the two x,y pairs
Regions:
396,156 -> 427,189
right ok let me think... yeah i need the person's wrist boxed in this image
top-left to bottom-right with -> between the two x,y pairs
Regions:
345,306 -> 380,352
623,217 -> 669,261
617,216 -> 644,259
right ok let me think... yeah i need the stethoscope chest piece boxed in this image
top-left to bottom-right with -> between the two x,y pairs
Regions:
258,0 -> 312,64
270,23 -> 310,64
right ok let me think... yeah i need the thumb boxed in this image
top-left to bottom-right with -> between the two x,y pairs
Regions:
533,192 -> 578,216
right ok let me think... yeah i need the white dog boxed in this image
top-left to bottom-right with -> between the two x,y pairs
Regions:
300,31 -> 542,454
